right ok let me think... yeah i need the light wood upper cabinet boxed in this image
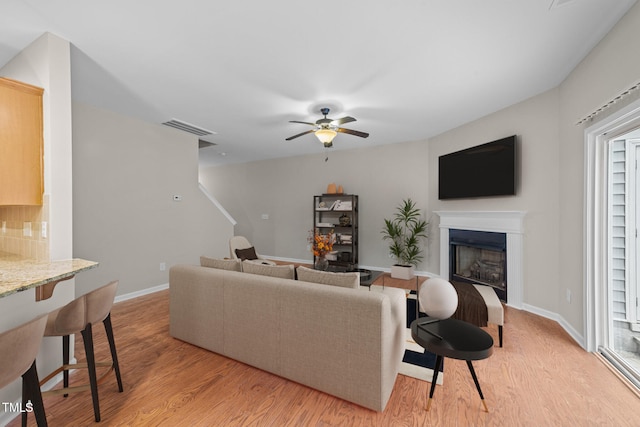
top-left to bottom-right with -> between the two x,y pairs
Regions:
0,77 -> 44,206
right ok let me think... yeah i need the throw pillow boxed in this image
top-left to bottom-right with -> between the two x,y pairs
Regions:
200,256 -> 242,272
235,247 -> 258,261
242,261 -> 295,279
296,266 -> 360,289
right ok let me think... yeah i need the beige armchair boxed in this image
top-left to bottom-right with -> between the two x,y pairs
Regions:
229,236 -> 276,265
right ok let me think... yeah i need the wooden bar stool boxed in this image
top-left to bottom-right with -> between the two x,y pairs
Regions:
0,315 -> 48,427
39,280 -> 123,422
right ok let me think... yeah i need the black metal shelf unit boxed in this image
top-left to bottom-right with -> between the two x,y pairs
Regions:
313,194 -> 358,270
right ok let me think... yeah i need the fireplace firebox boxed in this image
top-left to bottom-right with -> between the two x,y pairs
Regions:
449,229 -> 507,301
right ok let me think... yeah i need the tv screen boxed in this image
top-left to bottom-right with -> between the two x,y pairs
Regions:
438,135 -> 517,200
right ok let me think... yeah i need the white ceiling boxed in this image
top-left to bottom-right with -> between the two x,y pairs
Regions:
1,0 -> 637,167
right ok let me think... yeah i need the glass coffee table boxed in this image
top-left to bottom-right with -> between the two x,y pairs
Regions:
410,317 -> 494,412
324,266 -> 382,289
358,269 -> 383,289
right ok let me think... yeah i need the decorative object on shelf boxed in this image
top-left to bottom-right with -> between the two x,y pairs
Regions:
326,183 -> 337,194
308,229 -> 334,270
339,235 -> 353,244
339,213 -> 351,226
334,199 -> 352,210
381,198 -> 428,279
338,185 -> 344,194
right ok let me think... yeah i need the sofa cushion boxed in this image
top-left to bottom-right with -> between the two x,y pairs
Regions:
235,246 -> 258,260
296,266 -> 360,289
200,256 -> 242,271
242,261 -> 295,279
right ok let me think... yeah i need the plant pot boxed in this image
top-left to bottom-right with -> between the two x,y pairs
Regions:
391,264 -> 415,280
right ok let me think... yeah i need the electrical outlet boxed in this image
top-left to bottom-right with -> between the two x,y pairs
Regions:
566,289 -> 571,303
23,222 -> 32,237
160,262 -> 166,271
41,221 -> 47,239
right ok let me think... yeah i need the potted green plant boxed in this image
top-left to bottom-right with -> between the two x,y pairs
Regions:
381,198 -> 428,279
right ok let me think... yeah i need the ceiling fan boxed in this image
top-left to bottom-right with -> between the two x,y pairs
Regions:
285,108 -> 369,147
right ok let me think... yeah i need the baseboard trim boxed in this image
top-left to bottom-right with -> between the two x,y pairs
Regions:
522,302 -> 585,348
114,283 -> 169,304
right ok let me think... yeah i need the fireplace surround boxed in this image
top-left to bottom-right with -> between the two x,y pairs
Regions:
435,211 -> 525,308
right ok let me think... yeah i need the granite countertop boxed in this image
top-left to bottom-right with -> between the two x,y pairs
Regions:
0,251 -> 98,299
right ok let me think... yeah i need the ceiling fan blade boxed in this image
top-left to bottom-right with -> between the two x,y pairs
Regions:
337,128 -> 369,138
331,116 -> 356,126
285,129 -> 315,141
289,120 -> 317,126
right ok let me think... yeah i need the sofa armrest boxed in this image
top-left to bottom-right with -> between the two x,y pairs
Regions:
169,264 -> 225,353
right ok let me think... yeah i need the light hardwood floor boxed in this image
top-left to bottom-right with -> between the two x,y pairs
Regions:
12,288 -> 640,426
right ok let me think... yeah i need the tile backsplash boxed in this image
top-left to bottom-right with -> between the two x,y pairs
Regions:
0,195 -> 50,261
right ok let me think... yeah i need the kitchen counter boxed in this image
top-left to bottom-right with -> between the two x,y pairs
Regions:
0,251 -> 98,300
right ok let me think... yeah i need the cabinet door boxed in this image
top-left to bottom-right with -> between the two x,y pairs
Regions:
0,78 -> 44,205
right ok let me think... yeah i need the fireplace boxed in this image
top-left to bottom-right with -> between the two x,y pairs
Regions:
449,229 -> 507,301
435,211 -> 525,308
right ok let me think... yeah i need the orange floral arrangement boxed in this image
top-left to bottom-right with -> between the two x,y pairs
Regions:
308,229 -> 334,257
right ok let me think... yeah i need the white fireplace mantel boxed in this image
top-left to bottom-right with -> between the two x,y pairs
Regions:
435,211 -> 526,308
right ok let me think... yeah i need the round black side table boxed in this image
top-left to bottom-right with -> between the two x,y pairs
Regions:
410,317 -> 494,412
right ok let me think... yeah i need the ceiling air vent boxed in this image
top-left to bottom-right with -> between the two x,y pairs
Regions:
162,119 -> 215,137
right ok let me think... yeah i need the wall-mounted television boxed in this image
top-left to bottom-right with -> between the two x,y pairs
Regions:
438,135 -> 517,200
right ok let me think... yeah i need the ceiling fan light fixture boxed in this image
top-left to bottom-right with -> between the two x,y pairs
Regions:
286,108 -> 367,145
315,128 -> 337,145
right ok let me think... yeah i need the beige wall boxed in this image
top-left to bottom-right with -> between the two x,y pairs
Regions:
200,140 -> 431,270
72,103 -> 233,297
557,3 -> 640,334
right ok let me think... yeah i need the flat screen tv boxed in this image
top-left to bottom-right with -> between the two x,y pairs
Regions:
438,135 -> 517,200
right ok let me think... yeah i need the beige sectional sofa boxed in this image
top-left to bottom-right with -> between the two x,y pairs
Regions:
169,262 -> 406,411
